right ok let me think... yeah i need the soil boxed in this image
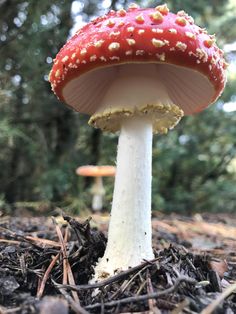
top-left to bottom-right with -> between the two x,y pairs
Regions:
1,211 -> 236,314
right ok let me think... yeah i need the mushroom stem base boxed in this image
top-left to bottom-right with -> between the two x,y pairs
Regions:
93,116 -> 154,280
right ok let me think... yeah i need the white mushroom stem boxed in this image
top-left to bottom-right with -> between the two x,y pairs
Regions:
92,194 -> 103,212
94,116 -> 154,278
93,64 -> 180,280
91,177 -> 105,211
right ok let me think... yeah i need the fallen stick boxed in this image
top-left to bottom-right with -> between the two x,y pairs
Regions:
84,276 -> 197,311
53,218 -> 80,305
37,253 -> 60,298
201,281 -> 236,314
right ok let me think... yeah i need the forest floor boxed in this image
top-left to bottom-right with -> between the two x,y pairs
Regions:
1,211 -> 236,313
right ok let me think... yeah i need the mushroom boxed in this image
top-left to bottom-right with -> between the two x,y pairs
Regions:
76,165 -> 116,212
49,3 -> 227,279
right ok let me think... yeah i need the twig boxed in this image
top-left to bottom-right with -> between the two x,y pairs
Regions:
62,227 -> 69,285
0,226 -> 61,248
0,239 -> 20,245
84,276 -> 197,310
200,281 -> 236,314
37,253 -> 60,298
54,257 -> 161,292
53,219 -> 80,304
110,265 -> 149,300
146,270 -> 161,314
64,228 -> 80,304
53,219 -> 69,286
136,278 -> 147,295
25,235 -> 61,247
37,275 -> 42,296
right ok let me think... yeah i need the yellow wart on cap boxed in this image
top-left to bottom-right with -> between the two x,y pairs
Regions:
175,16 -> 187,26
71,53 -> 77,59
185,31 -> 196,39
169,29 -> 177,34
149,11 -> 163,23
155,4 -> 169,15
108,42 -> 120,51
125,50 -> 133,55
152,38 -> 166,48
62,55 -> 69,62
110,31 -> 121,37
176,41 -> 187,51
117,9 -> 126,17
80,48 -> 87,56
106,19 -> 115,27
177,10 -> 194,24
135,14 -> 145,24
128,3 -> 140,10
156,53 -> 165,61
110,56 -> 120,60
152,28 -> 163,33
126,38 -> 136,46
136,50 -> 145,55
90,55 -> 97,61
55,69 -> 60,78
94,40 -> 104,48
127,27 -> 135,32
204,38 -> 215,48
100,56 -> 107,61
138,29 -> 145,35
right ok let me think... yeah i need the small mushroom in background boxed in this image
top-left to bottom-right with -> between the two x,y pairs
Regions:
76,165 -> 116,212
49,3 -> 227,280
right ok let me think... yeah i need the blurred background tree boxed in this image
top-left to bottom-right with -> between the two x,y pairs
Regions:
0,0 -> 235,213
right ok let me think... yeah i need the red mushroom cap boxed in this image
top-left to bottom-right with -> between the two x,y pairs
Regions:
49,4 -> 227,115
76,165 -> 116,177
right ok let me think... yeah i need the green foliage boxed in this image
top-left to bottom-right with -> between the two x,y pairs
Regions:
152,106 -> 236,212
0,0 -> 236,213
